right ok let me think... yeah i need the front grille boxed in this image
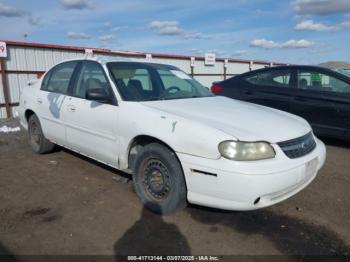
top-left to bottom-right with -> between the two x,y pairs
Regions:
278,132 -> 316,159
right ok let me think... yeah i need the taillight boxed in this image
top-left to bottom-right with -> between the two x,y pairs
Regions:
210,85 -> 224,94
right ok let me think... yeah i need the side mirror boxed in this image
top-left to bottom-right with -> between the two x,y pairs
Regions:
86,88 -> 111,104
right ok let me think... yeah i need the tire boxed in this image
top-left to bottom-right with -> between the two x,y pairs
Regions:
133,143 -> 187,214
28,114 -> 55,154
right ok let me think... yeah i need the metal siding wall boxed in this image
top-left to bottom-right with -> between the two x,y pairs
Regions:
226,62 -> 250,75
6,47 -> 84,72
194,60 -> 224,75
195,75 -> 225,87
0,108 -> 5,118
251,64 -> 267,70
6,46 -> 26,71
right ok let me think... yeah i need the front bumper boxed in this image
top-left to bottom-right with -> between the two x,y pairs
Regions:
177,137 -> 326,211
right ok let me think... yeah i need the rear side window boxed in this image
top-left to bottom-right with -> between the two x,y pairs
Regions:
297,70 -> 350,94
42,61 -> 78,94
244,70 -> 291,88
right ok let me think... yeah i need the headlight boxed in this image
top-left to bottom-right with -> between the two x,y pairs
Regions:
218,141 -> 275,161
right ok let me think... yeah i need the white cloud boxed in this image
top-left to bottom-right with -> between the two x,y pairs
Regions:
149,21 -> 184,36
189,48 -> 225,56
293,0 -> 350,16
0,3 -> 24,17
295,19 -> 350,32
232,50 -> 254,57
67,31 -> 91,39
149,20 -> 204,39
206,49 -> 226,56
250,39 -> 315,49
111,26 -> 127,33
98,34 -> 115,41
61,0 -> 91,10
104,21 -> 112,27
189,48 -> 204,55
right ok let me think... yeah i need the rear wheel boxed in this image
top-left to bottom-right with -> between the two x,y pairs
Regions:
28,114 -> 55,154
133,143 -> 187,214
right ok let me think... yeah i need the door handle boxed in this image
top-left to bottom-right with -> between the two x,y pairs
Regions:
243,90 -> 253,95
67,105 -> 76,112
36,98 -> 42,104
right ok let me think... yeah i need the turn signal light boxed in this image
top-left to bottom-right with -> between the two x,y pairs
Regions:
210,85 -> 224,94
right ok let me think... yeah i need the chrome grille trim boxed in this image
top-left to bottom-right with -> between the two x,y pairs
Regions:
278,132 -> 316,159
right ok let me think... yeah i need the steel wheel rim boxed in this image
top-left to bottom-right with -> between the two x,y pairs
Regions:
142,158 -> 171,200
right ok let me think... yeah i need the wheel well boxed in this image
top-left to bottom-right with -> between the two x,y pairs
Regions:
128,135 -> 176,173
25,109 -> 35,123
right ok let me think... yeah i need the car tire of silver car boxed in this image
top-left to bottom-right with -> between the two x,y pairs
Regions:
28,114 -> 55,154
133,143 -> 187,214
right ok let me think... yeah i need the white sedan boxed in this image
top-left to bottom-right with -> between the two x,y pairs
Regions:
19,57 -> 326,214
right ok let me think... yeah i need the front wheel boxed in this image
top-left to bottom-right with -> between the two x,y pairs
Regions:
133,143 -> 187,214
28,114 -> 55,154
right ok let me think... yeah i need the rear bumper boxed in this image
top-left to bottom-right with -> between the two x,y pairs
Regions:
177,137 -> 326,211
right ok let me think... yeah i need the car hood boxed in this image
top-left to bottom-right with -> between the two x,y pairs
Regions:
140,96 -> 311,143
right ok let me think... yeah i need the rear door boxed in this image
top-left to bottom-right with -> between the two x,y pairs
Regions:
228,68 -> 295,113
292,68 -> 350,138
37,61 -> 79,146
64,60 -> 119,166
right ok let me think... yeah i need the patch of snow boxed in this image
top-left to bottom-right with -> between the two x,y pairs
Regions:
0,125 -> 21,133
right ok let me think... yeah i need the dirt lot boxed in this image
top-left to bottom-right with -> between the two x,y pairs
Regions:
0,118 -> 350,258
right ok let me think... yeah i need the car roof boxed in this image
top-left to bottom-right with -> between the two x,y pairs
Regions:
233,64 -> 338,78
56,56 -> 173,67
248,64 -> 334,71
265,65 -> 330,70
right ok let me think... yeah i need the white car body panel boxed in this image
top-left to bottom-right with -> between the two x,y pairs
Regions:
140,96 -> 311,143
18,57 -> 327,211
63,96 -> 119,165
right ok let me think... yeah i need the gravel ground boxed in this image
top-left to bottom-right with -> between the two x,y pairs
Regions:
0,118 -> 349,258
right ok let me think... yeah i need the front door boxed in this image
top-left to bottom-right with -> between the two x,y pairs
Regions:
292,69 -> 350,138
239,68 -> 294,113
63,60 -> 119,166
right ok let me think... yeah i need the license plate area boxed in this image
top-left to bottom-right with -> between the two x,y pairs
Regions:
305,158 -> 318,180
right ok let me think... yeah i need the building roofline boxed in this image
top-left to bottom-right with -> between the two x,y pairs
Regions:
1,39 -> 287,66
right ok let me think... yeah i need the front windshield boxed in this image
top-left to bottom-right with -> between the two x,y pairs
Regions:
107,62 -> 213,101
330,67 -> 350,78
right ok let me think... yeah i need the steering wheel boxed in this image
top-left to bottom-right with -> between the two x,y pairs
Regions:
160,86 -> 181,98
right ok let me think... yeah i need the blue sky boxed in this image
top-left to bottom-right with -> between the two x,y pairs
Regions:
0,0 -> 350,64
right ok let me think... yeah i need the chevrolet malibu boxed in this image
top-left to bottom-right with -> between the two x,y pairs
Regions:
19,57 -> 326,214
